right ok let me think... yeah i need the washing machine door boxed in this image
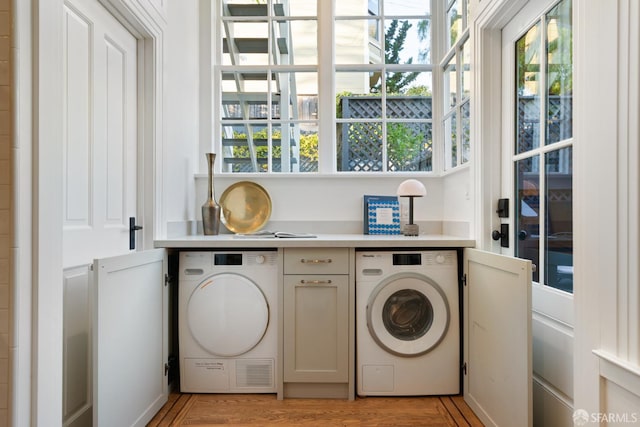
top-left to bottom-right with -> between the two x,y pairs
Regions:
187,273 -> 269,357
367,272 -> 449,357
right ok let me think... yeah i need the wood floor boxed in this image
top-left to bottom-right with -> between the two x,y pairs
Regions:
148,393 -> 484,426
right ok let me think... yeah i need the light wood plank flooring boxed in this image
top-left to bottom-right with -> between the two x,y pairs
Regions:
148,393 -> 484,426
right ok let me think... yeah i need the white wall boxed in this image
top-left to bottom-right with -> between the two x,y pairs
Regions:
574,0 -> 640,420
441,167 -> 473,236
163,0 -> 200,225
192,175 -> 448,235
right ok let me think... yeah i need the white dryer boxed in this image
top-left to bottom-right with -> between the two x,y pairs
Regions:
179,250 -> 278,393
356,250 -> 460,396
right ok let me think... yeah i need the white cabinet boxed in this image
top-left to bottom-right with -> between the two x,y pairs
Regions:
282,248 -> 354,399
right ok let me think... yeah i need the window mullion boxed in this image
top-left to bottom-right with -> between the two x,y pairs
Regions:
317,0 -> 334,173
537,13 -> 548,284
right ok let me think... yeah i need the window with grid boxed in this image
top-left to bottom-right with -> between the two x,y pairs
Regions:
513,0 -> 573,293
215,1 -> 469,174
442,0 -> 470,171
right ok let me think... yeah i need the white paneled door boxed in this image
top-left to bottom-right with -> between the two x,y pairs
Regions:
62,0 -> 143,426
62,0 -> 138,268
501,1 -> 575,425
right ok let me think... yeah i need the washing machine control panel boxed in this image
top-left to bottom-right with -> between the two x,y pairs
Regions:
392,253 -> 422,265
356,250 -> 457,280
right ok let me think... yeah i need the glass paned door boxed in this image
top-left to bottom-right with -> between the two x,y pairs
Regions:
512,0 -> 573,293
500,1 -> 573,424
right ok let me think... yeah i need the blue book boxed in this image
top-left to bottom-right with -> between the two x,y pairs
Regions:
363,195 -> 401,235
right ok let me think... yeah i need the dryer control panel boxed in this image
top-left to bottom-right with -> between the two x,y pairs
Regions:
179,250 -> 278,281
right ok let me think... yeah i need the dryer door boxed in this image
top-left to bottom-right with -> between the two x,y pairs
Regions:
187,273 -> 269,357
367,273 -> 449,357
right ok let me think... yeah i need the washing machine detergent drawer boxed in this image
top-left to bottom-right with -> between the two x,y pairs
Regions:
182,358 -> 275,393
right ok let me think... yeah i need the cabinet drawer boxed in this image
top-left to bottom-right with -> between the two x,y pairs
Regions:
284,248 -> 349,274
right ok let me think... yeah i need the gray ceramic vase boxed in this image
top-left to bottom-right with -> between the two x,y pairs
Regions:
202,153 -> 221,235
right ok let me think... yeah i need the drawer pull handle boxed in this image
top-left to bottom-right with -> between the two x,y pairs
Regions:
300,258 -> 332,264
300,279 -> 332,285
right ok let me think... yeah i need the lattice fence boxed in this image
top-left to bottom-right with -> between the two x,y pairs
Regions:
339,96 -> 433,172
517,95 -> 572,152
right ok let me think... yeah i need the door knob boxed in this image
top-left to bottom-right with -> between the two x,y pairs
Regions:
491,224 -> 509,248
129,217 -> 143,250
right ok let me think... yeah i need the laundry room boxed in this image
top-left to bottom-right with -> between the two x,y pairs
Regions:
4,0 -> 640,426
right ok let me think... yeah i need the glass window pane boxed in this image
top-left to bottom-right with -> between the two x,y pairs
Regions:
443,113 -> 456,170
386,93 -> 432,120
544,147 -> 572,292
221,71 -> 274,99
546,0 -> 572,145
515,155 -> 540,283
443,58 -> 456,112
337,122 -> 383,171
298,123 -> 319,172
384,71 -> 432,98
283,20 -> 318,65
274,72 -> 318,120
384,19 -> 431,65
220,123 -> 269,173
336,1 -> 370,16
221,79 -> 275,120
222,21 -> 269,66
461,101 -> 470,164
336,73 -> 381,118
461,40 -> 470,100
287,0 -> 317,16
516,22 -> 542,154
466,0 -> 470,29
387,122 -> 432,172
447,0 -> 461,49
336,20 -> 376,65
383,0 -> 429,16
336,0 -> 430,17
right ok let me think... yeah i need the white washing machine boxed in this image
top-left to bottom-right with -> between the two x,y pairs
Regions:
356,250 -> 460,396
179,250 -> 278,393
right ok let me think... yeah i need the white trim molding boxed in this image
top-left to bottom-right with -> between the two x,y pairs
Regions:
594,350 -> 640,399
573,0 -> 640,419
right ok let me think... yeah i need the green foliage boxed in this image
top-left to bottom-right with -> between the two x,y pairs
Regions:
300,133 -> 318,162
373,20 -> 419,94
387,123 -> 429,170
405,85 -> 432,97
231,128 -> 318,171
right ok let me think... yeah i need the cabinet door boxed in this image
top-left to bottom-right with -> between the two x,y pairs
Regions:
93,249 -> 168,427
464,248 -> 532,427
284,275 -> 349,383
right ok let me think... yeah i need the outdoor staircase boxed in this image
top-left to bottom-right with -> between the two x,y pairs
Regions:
221,1 -> 300,172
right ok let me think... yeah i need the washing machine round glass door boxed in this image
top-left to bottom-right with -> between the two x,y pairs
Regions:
367,273 -> 449,357
187,273 -> 269,357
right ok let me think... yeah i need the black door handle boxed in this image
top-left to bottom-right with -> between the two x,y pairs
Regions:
491,224 -> 509,248
129,217 -> 143,250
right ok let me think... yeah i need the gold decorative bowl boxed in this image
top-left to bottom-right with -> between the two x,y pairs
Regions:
219,181 -> 272,234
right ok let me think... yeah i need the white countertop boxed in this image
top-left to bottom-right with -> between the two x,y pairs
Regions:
154,233 -> 475,248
